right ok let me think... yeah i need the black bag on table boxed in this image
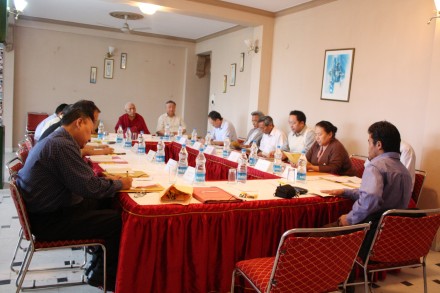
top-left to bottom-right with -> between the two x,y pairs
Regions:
274,184 -> 308,199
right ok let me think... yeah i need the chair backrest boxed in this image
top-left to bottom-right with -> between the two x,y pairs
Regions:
26,112 -> 48,133
350,154 -> 367,178
368,208 -> 440,264
267,223 -> 370,293
6,157 -> 24,179
412,170 -> 426,206
17,146 -> 30,164
9,178 -> 33,242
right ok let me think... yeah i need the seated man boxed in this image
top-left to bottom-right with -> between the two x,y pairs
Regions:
242,111 -> 264,147
258,115 -> 287,158
17,100 -> 132,291
34,103 -> 68,142
156,100 -> 186,136
322,121 -> 412,260
282,110 -> 315,156
114,102 -> 150,134
208,110 -> 238,145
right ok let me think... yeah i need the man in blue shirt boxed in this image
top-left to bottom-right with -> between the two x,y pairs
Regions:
17,100 -> 132,291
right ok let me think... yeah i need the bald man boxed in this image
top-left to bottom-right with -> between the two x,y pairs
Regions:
114,102 -> 150,134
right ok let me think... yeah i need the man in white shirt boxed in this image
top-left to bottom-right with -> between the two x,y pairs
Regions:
258,116 -> 287,158
208,110 -> 238,145
34,103 -> 68,142
242,111 -> 264,147
156,100 -> 186,136
282,110 -> 315,156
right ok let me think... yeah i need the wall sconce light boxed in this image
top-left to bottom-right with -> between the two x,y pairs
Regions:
106,46 -> 115,58
244,39 -> 259,54
8,0 -> 28,20
428,0 -> 440,24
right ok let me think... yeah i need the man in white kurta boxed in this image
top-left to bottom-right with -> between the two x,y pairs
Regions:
258,116 -> 287,158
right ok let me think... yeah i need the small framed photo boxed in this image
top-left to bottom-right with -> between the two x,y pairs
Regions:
90,67 -> 97,84
104,58 -> 114,79
321,48 -> 355,102
121,53 -> 127,69
230,63 -> 236,86
239,52 -> 245,72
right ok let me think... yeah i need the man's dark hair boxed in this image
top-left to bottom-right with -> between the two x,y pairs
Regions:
251,111 -> 264,119
208,111 -> 222,121
258,115 -> 274,126
61,100 -> 100,126
289,110 -> 306,124
316,121 -> 337,138
165,100 -> 176,106
54,103 -> 69,115
368,121 -> 401,153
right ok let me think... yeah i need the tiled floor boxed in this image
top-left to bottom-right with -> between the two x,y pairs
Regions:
1,152 -> 440,292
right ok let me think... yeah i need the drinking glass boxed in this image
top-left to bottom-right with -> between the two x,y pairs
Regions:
132,132 -> 138,141
228,169 -> 237,184
287,168 -> 297,183
169,166 -> 178,183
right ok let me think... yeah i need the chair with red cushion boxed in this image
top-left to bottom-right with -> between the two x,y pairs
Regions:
231,223 -> 370,293
9,177 -> 108,292
412,170 -> 426,207
350,154 -> 368,178
355,208 -> 440,293
26,112 -> 48,135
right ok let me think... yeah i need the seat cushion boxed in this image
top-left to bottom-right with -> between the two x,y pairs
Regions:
236,257 -> 274,292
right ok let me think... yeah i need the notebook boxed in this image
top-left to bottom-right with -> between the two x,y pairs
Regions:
192,186 -> 242,204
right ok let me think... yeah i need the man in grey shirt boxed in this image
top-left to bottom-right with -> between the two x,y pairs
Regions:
243,111 -> 264,147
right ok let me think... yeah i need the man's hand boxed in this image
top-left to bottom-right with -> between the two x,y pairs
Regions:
119,177 -> 133,190
320,189 -> 344,196
338,214 -> 349,226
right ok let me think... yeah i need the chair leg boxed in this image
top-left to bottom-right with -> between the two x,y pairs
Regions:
16,245 -> 34,293
231,268 -> 236,293
423,260 -> 427,293
363,267 -> 369,293
10,230 -> 24,273
102,244 -> 107,293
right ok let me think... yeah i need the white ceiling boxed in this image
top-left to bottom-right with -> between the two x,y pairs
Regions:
17,0 -> 313,40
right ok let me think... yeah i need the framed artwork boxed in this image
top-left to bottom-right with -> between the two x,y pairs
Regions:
239,52 -> 245,72
230,63 -> 236,86
320,48 -> 355,102
223,75 -> 227,93
121,53 -> 127,69
104,58 -> 114,79
90,67 -> 97,84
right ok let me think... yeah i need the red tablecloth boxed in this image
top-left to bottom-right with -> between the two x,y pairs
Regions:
116,194 -> 353,293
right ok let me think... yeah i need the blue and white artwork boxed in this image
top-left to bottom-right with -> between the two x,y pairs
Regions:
321,49 -> 354,102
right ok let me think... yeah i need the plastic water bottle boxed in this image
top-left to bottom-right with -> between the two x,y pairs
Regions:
223,135 -> 230,158
97,121 -> 104,139
249,140 -> 258,166
191,128 -> 197,145
164,123 -> 170,141
237,149 -> 248,183
124,127 -> 132,148
297,150 -> 307,183
137,131 -> 145,154
156,137 -> 165,163
195,148 -> 206,184
176,125 -> 183,141
178,144 -> 188,175
273,145 -> 283,175
116,125 -> 123,143
205,131 -> 212,145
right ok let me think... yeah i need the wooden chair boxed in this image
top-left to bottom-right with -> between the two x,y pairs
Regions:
231,223 -> 370,293
355,208 -> 440,293
412,170 -> 427,207
350,154 -> 368,178
9,177 -> 108,292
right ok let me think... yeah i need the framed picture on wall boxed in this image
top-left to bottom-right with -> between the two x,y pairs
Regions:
320,48 -> 355,102
223,75 -> 227,93
90,67 -> 97,84
104,58 -> 114,79
239,52 -> 245,72
121,53 -> 127,69
230,63 -> 236,86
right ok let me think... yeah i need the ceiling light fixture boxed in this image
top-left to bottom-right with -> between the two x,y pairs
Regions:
428,0 -> 440,24
138,3 -> 159,15
106,46 -> 115,58
8,0 -> 28,20
244,39 -> 259,54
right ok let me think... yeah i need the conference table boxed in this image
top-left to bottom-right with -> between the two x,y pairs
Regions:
89,139 -> 355,293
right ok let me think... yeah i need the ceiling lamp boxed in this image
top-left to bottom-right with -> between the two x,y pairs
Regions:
138,3 -> 159,15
